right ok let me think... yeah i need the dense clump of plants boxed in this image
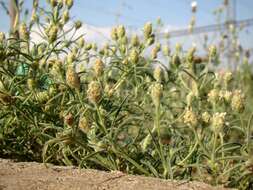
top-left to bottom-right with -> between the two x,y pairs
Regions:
0,0 -> 253,189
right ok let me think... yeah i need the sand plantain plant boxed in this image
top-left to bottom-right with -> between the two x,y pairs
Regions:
0,0 -> 252,189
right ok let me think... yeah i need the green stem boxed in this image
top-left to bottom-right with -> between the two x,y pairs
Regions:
178,140 -> 198,166
95,104 -> 108,134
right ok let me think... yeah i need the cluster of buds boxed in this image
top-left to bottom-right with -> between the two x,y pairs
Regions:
66,65 -> 80,90
87,81 -> 102,104
150,83 -> 163,108
93,58 -> 104,77
231,90 -> 245,112
211,112 -> 226,133
183,108 -> 198,127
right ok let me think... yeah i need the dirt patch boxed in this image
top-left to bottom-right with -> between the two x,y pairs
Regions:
0,159 -> 234,190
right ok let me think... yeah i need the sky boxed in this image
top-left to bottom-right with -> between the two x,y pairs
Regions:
0,0 -> 253,49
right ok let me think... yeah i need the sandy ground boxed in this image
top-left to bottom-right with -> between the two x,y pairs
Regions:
0,158 -> 234,190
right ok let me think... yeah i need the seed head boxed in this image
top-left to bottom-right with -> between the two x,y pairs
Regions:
219,90 -> 232,102
202,112 -> 211,123
129,49 -> 139,64
231,90 -> 245,112
162,45 -> 171,56
183,108 -> 198,127
48,25 -> 58,43
131,34 -> 140,47
208,89 -> 219,104
79,116 -> 90,133
224,71 -> 233,84
211,112 -> 226,133
66,65 -> 80,90
78,37 -> 85,48
93,58 -> 104,77
27,79 -> 36,90
50,0 -> 57,7
175,43 -> 182,53
64,113 -> 74,126
172,54 -> 181,66
67,52 -> 75,64
65,0 -> 73,9
144,22 -> 152,39
87,81 -> 102,104
146,35 -> 155,46
150,83 -> 163,107
111,27 -> 118,40
62,10 -> 70,24
19,23 -> 29,40
0,32 -> 6,42
75,21 -> 82,30
209,45 -> 217,58
151,47 -> 158,59
117,25 -> 126,38
153,66 -> 162,82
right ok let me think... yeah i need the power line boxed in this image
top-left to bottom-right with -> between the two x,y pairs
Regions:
157,18 -> 253,38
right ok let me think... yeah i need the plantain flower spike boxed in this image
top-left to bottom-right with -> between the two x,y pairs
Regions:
208,89 -> 219,104
111,27 -> 118,40
144,22 -> 152,39
87,81 -> 102,104
93,58 -> 104,77
19,23 -> 29,40
66,65 -> 80,90
202,112 -> 211,123
117,25 -> 126,38
150,83 -> 163,108
183,108 -> 198,127
231,90 -> 245,112
211,112 -> 226,133
65,0 -> 73,9
131,34 -> 140,47
153,66 -> 162,82
79,116 -> 90,133
129,49 -> 139,64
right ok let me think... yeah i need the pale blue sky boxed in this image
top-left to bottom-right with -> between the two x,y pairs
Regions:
0,0 -> 252,48
1,0 -> 253,28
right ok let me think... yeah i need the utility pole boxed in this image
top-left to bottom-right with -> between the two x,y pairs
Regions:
9,0 -> 19,34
